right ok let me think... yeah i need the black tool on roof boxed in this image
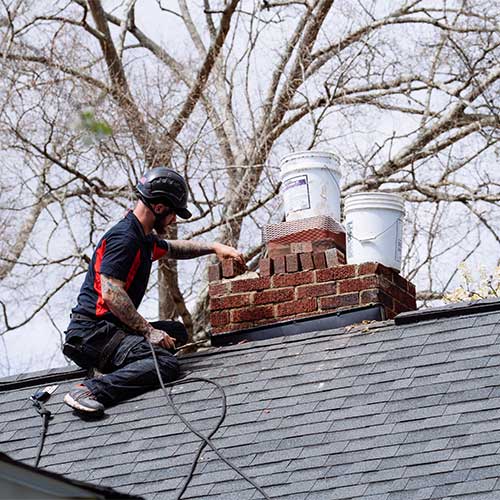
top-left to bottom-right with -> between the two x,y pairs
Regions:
30,384 -> 58,468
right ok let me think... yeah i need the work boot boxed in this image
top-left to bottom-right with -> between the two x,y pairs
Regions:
64,384 -> 105,413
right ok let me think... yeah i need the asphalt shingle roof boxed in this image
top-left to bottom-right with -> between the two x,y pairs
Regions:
2,303 -> 500,499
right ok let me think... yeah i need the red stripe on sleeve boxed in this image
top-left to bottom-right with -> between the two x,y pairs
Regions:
152,242 -> 168,261
94,239 -> 109,317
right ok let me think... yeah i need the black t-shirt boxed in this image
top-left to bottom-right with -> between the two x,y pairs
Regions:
71,211 -> 170,323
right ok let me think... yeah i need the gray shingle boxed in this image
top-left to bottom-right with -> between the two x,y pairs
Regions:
449,477 -> 497,496
3,303 -> 500,499
386,487 -> 434,500
263,479 -> 317,497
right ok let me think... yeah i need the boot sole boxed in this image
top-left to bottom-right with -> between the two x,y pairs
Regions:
64,393 -> 104,413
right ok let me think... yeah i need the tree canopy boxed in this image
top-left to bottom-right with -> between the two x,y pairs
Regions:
0,0 -> 498,370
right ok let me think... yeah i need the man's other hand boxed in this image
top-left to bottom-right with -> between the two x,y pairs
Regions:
147,328 -> 176,350
213,242 -> 246,267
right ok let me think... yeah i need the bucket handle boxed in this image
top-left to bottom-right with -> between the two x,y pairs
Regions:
348,217 -> 402,243
325,168 -> 341,196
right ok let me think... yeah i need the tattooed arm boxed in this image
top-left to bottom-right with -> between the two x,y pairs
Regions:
100,274 -> 175,349
167,240 -> 245,265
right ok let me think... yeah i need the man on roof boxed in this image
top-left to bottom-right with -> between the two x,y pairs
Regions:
63,167 -> 244,414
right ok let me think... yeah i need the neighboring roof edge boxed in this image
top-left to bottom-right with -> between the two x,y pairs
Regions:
395,297 -> 500,325
0,452 -> 143,499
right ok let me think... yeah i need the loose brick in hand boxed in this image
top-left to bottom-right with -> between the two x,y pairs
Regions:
221,258 -> 247,278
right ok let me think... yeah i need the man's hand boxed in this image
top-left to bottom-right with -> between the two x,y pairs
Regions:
147,328 -> 176,350
213,242 -> 246,267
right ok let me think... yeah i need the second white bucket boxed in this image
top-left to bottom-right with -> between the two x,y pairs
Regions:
344,192 -> 405,271
280,151 -> 341,222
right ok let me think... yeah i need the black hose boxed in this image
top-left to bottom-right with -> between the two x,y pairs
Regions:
147,340 -> 271,500
32,400 -> 52,468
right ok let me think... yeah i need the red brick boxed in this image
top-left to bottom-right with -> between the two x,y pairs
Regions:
211,326 -> 229,334
212,321 -> 255,333
407,281 -> 416,296
338,276 -> 379,293
401,294 -> 417,310
291,241 -> 313,254
320,293 -> 359,310
254,288 -> 294,305
267,241 -> 292,258
296,282 -> 337,299
295,310 -> 325,320
325,248 -> 343,268
208,264 -> 221,282
231,277 -> 271,293
359,288 -> 394,310
209,282 -> 230,297
259,258 -> 273,277
286,254 -> 300,273
312,252 -> 327,269
358,262 -> 380,275
222,258 -> 246,278
310,239 -> 342,253
227,321 -> 255,331
379,289 -> 395,309
273,255 -> 286,274
316,264 -> 357,283
358,262 -> 394,281
231,305 -> 275,323
210,310 -> 230,327
380,264 -> 396,280
393,300 -> 405,315
272,270 -> 315,288
290,238 -> 344,254
379,277 -> 415,308
276,297 -> 317,317
359,288 -> 379,305
394,273 -> 409,292
210,293 -> 252,311
299,253 -> 314,270
255,317 -> 281,327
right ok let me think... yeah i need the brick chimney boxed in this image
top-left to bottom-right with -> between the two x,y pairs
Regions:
208,216 -> 416,337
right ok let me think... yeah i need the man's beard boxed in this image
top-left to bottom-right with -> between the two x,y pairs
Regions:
153,214 -> 169,235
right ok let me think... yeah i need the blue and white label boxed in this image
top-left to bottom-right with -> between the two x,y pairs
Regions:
282,174 -> 310,213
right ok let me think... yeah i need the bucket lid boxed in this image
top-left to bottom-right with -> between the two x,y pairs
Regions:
279,151 -> 341,180
344,192 -> 405,213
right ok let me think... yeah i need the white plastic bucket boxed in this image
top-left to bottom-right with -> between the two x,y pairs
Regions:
344,192 -> 405,271
279,151 -> 341,222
